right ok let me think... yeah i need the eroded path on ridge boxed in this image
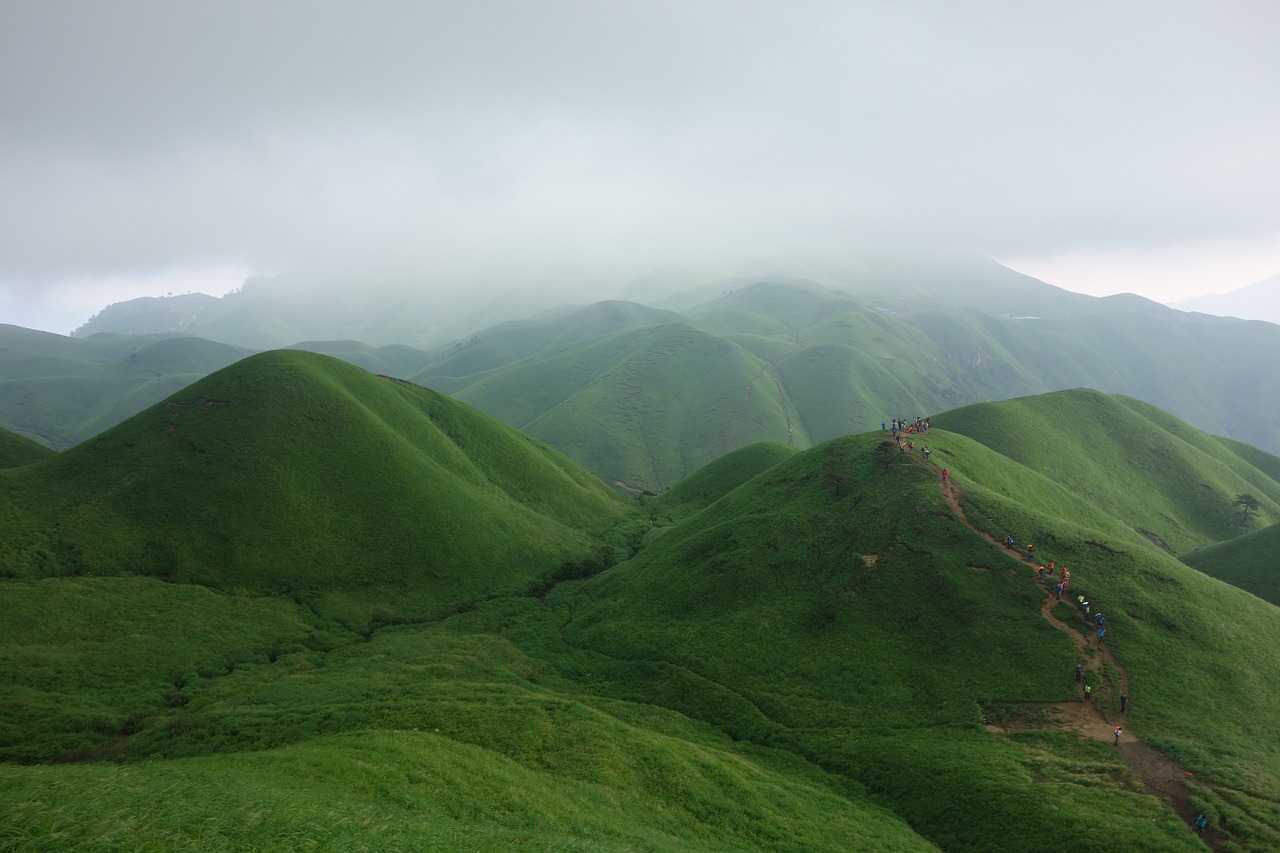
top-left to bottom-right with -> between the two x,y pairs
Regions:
934,474 -> 1218,849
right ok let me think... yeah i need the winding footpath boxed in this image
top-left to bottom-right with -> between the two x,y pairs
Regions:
936,474 -> 1221,851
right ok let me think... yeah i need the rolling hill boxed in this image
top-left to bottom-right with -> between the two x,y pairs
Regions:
0,324 -> 253,449
0,427 -> 55,468
0,350 -> 627,615
2,375 -> 1280,849
1181,523 -> 1280,606
936,389 -> 1280,555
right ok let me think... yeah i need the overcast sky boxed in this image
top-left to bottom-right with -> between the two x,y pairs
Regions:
2,0 -> 1278,333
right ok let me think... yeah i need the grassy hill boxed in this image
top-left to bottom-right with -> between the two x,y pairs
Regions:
442,321 -> 800,492
0,350 -> 627,617
1182,523 -> 1280,606
4,387 -> 1280,849
936,389 -> 1280,555
0,427 -> 54,468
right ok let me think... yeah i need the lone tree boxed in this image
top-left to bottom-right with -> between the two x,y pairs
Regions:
1235,493 -> 1261,522
875,440 -> 898,471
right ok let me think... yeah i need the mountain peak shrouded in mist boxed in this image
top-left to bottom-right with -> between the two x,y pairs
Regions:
4,2 -> 1280,325
1172,273 -> 1280,324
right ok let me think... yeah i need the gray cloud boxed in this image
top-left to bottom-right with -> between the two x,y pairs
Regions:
2,0 -> 1278,307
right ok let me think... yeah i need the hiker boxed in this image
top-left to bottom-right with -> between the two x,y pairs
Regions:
1113,726 -> 1122,745
1005,535 -> 1015,549
1037,565 -> 1046,580
1074,663 -> 1083,683
1084,684 -> 1092,701
1095,614 -> 1105,626
882,421 -> 887,431
909,441 -> 916,452
1097,627 -> 1105,640
941,468 -> 949,483
1195,814 -> 1207,836
922,447 -> 931,461
1055,582 -> 1063,600
1027,543 -> 1035,559
1048,560 -> 1055,574
1120,692 -> 1129,713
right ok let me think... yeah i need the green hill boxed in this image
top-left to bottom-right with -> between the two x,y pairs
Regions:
446,322 -> 801,492
3,392 -> 1280,849
1182,523 -> 1280,606
0,324 -> 253,449
936,389 -> 1280,554
0,427 -> 55,468
0,350 -> 627,616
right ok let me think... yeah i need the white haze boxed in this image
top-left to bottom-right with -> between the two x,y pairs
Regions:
2,0 -> 1278,333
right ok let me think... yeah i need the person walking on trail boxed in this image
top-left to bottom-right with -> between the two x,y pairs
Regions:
1113,726 -> 1122,745
1121,692 -> 1129,713
1075,663 -> 1083,683
1195,814 -> 1208,836
941,468 -> 949,483
1055,582 -> 1064,600
1027,543 -> 1035,559
1084,684 -> 1092,702
1005,534 -> 1015,550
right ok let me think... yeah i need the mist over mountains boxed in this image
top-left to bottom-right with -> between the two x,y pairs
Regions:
16,251 -> 1280,480
1173,273 -> 1280,325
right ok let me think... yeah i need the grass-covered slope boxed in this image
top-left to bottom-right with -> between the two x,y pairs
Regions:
1182,523 -> 1280,606
4,410 -> 1280,849
0,350 -> 627,616
937,388 -> 1280,554
0,427 -> 54,468
560,431 -> 1280,849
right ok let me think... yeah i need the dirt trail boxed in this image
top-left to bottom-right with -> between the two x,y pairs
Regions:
934,474 -> 1218,849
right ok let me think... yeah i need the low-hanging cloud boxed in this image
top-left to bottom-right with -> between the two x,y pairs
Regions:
2,0 -> 1278,307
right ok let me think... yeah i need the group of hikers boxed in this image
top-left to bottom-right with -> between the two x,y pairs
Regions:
885,417 -> 935,461
1008,534 -> 1128,705
884,416 -> 930,435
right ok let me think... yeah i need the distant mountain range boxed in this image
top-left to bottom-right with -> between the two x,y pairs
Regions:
12,251 -> 1280,491
1172,272 -> 1280,324
3,350 -> 1279,849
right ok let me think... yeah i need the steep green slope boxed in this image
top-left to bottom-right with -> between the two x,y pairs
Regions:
1182,523 -> 1280,606
937,389 -> 1280,554
0,350 -> 626,617
0,427 -> 54,468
